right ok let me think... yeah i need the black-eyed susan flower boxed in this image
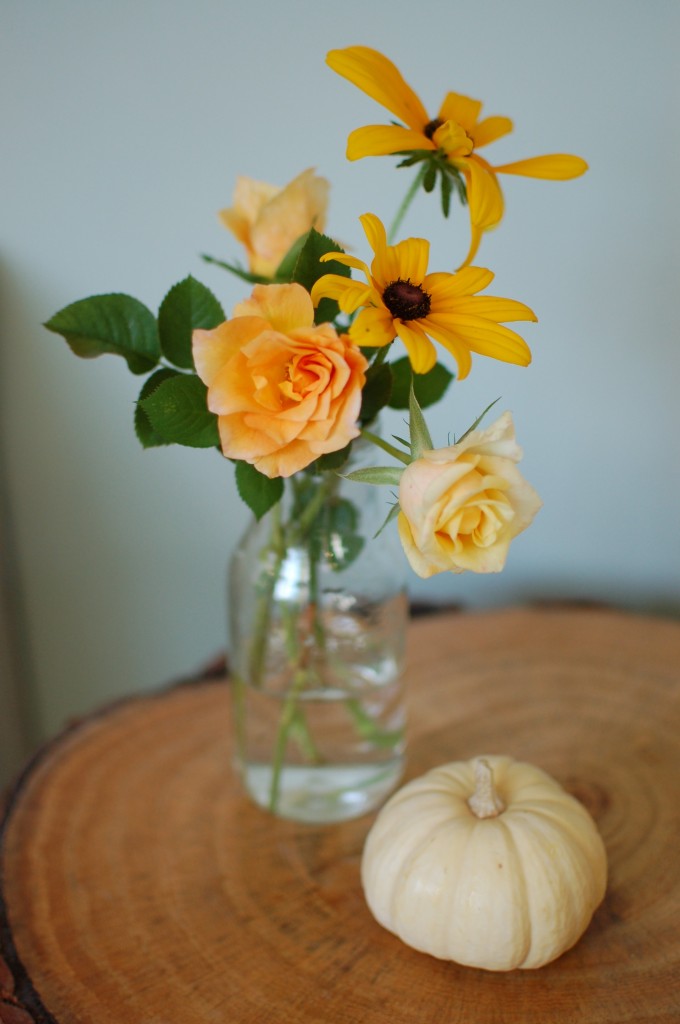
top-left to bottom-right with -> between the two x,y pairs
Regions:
310,213 -> 536,378
326,46 -> 588,264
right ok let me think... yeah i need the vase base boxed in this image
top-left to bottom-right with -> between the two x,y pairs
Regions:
238,759 -> 404,823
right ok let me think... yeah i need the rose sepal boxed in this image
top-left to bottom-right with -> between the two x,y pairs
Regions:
408,382 -> 434,458
340,466 -> 403,487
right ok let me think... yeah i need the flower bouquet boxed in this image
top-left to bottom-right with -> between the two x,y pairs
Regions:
45,46 -> 586,822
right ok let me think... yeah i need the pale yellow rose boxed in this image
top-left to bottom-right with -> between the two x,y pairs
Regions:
192,283 -> 367,479
219,169 -> 329,277
397,412 -> 542,577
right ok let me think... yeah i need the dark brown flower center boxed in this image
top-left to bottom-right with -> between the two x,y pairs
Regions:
382,279 -> 431,321
424,117 -> 444,140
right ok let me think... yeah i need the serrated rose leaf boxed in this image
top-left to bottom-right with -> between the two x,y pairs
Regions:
158,276 -> 225,370
45,293 -> 160,374
140,374 -> 219,448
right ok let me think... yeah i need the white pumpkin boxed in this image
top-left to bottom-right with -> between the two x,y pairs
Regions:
361,755 -> 607,971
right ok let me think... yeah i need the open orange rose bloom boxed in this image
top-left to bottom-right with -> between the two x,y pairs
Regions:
192,283 -> 368,478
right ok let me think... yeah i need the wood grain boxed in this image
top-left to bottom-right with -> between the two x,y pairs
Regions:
1,608 -> 680,1023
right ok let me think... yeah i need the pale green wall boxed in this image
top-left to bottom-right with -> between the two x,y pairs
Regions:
2,0 -> 679,745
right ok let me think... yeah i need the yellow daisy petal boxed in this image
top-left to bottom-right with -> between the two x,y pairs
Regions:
346,124 -> 434,161
327,46 -> 429,132
430,314 -> 532,365
457,157 -> 505,264
359,212 -> 388,256
494,154 -> 589,179
425,267 -> 495,300
418,318 -> 473,380
461,223 -> 485,268
451,296 -> 537,323
374,237 -> 430,290
349,306 -> 396,348
437,92 -> 483,133
393,237 -> 430,284
319,250 -> 371,276
394,320 -> 437,374
310,275 -> 373,315
465,156 -> 505,230
472,115 -> 514,148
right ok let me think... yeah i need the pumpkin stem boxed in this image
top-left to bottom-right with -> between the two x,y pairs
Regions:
468,758 -> 505,819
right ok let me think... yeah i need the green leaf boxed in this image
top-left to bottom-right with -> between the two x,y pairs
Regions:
289,228 -> 350,294
314,295 -> 343,327
326,531 -> 364,572
45,293 -> 160,374
342,466 -> 403,487
286,229 -> 351,326
271,228 -> 351,324
272,233 -> 310,282
360,362 -> 393,424
134,368 -> 181,448
235,461 -> 283,520
140,373 -> 220,447
311,288 -> 344,328
324,497 -> 364,571
327,496 -> 358,534
158,276 -> 225,370
409,382 -> 434,459
388,356 -> 454,410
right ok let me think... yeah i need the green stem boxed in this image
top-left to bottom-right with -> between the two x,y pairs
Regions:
289,707 -> 322,762
370,345 -> 390,369
248,468 -> 402,815
387,165 -> 427,244
266,472 -> 340,812
307,536 -> 326,651
294,473 -> 338,538
360,428 -> 411,465
247,500 -> 286,686
268,667 -> 312,813
345,697 -> 405,749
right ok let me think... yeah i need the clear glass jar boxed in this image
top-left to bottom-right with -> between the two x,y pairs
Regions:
228,452 -> 408,823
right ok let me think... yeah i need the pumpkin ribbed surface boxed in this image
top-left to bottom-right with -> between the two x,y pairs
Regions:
361,756 -> 607,970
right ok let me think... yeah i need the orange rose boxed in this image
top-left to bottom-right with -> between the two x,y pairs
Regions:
397,412 -> 542,577
219,169 -> 329,277
192,283 -> 368,478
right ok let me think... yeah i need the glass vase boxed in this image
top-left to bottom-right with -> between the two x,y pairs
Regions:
228,454 -> 409,824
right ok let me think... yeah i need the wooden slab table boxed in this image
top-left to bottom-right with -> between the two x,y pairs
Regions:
1,607 -> 679,1023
